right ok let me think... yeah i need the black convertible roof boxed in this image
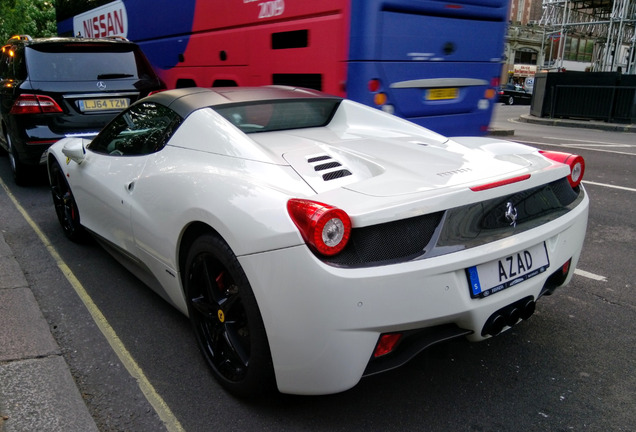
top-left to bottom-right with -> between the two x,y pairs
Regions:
145,86 -> 339,119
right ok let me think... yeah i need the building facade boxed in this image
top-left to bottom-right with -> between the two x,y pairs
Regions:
502,0 -> 636,85
503,0 -> 545,87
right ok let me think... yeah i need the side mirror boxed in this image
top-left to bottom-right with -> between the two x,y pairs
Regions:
61,139 -> 87,165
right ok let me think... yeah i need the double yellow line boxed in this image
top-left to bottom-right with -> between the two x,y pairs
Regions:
0,176 -> 185,432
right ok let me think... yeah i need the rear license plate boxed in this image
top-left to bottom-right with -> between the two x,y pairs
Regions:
426,88 -> 458,100
466,243 -> 550,298
79,98 -> 129,112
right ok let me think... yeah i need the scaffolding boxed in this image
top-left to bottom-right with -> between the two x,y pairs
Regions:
539,0 -> 636,73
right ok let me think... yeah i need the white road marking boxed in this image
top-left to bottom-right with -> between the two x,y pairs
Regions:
582,180 -> 636,193
543,137 -> 636,147
511,140 -> 636,157
574,269 -> 607,282
0,177 -> 185,432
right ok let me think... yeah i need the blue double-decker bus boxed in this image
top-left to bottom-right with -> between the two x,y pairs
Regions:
57,0 -> 508,136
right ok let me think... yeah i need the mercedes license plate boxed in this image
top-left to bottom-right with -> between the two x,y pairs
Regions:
466,243 -> 550,298
79,98 -> 129,112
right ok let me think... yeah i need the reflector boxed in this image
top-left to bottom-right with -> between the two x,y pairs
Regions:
374,333 -> 402,357
470,174 -> 531,191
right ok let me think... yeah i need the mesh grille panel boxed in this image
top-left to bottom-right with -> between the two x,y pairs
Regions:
323,170 -> 352,181
315,162 -> 342,171
325,212 -> 444,267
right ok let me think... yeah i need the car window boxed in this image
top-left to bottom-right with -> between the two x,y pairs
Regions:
25,44 -> 147,81
13,47 -> 27,80
88,102 -> 182,156
214,99 -> 341,133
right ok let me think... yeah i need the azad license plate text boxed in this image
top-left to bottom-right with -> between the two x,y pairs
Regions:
466,243 -> 550,298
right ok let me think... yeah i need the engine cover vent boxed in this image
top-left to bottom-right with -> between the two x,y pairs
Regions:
308,154 -> 352,181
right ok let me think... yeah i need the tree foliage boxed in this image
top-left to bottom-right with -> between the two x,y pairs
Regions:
0,0 -> 57,43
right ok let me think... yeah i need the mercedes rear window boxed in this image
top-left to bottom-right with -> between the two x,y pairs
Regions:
213,99 -> 341,133
25,44 -> 152,81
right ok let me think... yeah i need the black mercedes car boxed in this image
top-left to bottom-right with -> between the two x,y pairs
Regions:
497,84 -> 533,106
0,35 -> 165,184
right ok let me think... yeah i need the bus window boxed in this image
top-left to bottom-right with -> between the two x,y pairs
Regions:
212,80 -> 238,87
272,30 -> 309,50
273,74 -> 322,91
176,79 -> 196,88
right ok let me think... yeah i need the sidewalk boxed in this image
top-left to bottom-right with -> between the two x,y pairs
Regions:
518,113 -> 636,133
0,232 -> 98,432
488,112 -> 636,137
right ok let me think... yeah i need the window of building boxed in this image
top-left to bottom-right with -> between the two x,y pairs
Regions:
565,37 -> 594,62
514,49 -> 537,65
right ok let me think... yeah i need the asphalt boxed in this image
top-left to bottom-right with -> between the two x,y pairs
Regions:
0,113 -> 633,432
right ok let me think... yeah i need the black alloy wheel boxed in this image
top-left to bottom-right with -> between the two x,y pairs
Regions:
49,159 -> 86,242
184,233 -> 275,397
507,95 -> 515,105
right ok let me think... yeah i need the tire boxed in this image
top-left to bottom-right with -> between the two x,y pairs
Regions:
507,95 -> 515,105
6,133 -> 30,186
184,233 -> 275,397
49,159 -> 87,242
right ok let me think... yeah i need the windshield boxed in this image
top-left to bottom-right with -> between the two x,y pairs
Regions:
214,99 -> 341,133
25,45 -> 146,81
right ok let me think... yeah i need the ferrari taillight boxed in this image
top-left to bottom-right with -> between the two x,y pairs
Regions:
539,151 -> 585,188
10,94 -> 63,114
287,199 -> 351,256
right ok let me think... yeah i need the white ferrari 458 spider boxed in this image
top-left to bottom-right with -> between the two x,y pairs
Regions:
47,86 -> 588,397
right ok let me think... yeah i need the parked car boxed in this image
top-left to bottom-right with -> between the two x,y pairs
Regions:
47,86 -> 588,397
0,35 -> 165,184
498,84 -> 533,105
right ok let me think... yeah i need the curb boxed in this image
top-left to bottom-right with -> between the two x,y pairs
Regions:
0,233 -> 98,432
487,127 -> 515,136
518,114 -> 636,133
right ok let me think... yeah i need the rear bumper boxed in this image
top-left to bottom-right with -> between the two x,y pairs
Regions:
238,189 -> 589,395
9,113 -> 109,165
15,126 -> 99,166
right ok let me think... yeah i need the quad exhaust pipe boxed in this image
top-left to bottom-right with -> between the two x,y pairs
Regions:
482,296 -> 535,337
